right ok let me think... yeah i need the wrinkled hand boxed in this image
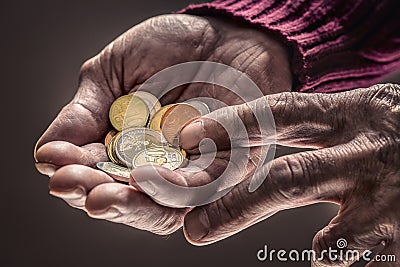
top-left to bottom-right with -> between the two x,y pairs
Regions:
180,84 -> 400,266
34,14 -> 291,235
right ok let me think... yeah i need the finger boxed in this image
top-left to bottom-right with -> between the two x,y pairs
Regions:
183,142 -> 363,245
49,164 -> 115,209
35,59 -> 113,159
85,183 -> 189,235
35,141 -> 108,176
180,88 -> 374,151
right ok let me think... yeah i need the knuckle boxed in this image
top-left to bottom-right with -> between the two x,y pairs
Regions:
368,83 -> 400,109
312,226 -> 348,267
235,103 -> 260,138
195,200 -> 237,241
269,152 -> 323,202
79,58 -> 96,76
206,197 -> 233,228
188,190 -> 248,242
269,156 -> 304,201
366,84 -> 400,129
313,229 -> 332,255
218,185 -> 249,223
373,222 -> 395,241
148,209 -> 186,235
146,14 -> 216,51
207,106 -> 241,143
122,196 -> 186,235
358,133 -> 400,175
269,92 -> 292,118
356,84 -> 400,169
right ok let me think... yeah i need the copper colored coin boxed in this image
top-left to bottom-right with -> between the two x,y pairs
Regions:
107,132 -> 124,166
149,104 -> 177,132
104,129 -> 119,147
160,103 -> 201,145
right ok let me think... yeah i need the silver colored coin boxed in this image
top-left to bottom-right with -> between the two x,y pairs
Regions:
183,100 -> 210,115
114,127 -> 167,168
96,162 -> 131,182
132,145 -> 184,170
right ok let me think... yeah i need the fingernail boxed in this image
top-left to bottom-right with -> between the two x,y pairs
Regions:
184,208 -> 210,242
89,207 -> 122,220
137,180 -> 156,196
33,141 -> 39,162
180,120 -> 204,150
50,186 -> 85,200
35,163 -> 58,177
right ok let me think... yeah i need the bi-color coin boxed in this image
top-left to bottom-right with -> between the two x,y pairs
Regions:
114,127 -> 167,167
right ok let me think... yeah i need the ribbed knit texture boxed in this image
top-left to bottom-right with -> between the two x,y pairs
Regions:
181,0 -> 400,93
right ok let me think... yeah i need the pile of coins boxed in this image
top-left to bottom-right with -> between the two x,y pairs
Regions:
96,91 -> 209,183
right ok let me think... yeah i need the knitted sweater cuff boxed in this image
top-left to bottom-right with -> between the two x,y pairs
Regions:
181,0 -> 400,93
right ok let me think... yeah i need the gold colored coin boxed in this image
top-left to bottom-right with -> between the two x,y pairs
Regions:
107,140 -> 118,164
181,148 -> 187,158
160,103 -> 201,145
132,145 -> 184,170
109,94 -> 149,131
107,132 -> 124,166
133,91 -> 161,122
149,104 -> 176,132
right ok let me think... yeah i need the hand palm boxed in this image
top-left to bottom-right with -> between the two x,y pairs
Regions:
35,14 -> 291,235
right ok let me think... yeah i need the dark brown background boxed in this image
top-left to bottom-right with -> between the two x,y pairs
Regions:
3,1 -> 399,266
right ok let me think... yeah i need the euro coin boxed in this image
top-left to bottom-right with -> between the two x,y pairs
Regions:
149,104 -> 176,132
109,94 -> 149,131
160,103 -> 201,145
114,127 -> 167,167
104,129 -> 118,147
107,132 -> 124,165
184,100 -> 210,115
133,91 -> 161,122
181,148 -> 187,158
132,145 -> 184,170
96,162 -> 131,183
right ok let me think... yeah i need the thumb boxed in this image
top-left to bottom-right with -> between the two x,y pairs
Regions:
34,59 -> 112,160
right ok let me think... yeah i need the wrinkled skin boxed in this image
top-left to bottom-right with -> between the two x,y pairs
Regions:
34,14 -> 400,267
181,84 -> 400,267
34,14 -> 291,234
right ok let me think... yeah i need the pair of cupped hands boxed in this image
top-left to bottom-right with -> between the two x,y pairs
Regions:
35,14 -> 400,266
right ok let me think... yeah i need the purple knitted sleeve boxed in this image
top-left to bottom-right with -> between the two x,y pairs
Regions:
181,0 -> 400,93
